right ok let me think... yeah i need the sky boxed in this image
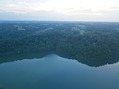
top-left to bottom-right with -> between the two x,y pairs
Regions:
0,0 -> 119,21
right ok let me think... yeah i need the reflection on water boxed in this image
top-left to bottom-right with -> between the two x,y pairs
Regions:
0,54 -> 119,89
0,53 -> 119,67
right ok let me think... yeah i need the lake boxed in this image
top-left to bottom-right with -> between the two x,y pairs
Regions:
0,54 -> 119,89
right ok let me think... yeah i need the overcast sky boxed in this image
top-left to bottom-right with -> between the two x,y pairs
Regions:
0,0 -> 119,21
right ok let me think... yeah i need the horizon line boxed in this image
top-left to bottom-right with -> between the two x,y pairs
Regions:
0,20 -> 119,23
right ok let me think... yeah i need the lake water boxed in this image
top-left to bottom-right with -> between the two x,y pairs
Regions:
0,54 -> 119,89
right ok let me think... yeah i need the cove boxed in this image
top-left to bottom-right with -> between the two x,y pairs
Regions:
0,54 -> 119,89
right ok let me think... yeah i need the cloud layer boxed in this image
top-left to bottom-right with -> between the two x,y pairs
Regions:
0,0 -> 119,21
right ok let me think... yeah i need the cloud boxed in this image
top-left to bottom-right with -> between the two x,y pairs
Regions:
0,10 -> 67,20
0,0 -> 48,4
0,0 -> 119,21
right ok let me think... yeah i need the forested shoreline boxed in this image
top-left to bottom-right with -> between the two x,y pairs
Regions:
0,22 -> 119,66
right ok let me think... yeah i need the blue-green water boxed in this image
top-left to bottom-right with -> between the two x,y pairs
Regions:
0,54 -> 119,89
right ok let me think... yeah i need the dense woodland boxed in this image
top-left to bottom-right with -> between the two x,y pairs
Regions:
0,21 -> 119,66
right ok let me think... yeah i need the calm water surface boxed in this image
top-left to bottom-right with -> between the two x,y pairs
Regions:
0,54 -> 119,89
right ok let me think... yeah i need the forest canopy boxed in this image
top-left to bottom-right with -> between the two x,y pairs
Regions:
0,21 -> 119,66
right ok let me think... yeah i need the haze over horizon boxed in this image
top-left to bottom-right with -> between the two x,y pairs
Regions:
0,0 -> 119,22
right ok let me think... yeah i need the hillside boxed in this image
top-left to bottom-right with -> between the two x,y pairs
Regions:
0,21 -> 119,66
